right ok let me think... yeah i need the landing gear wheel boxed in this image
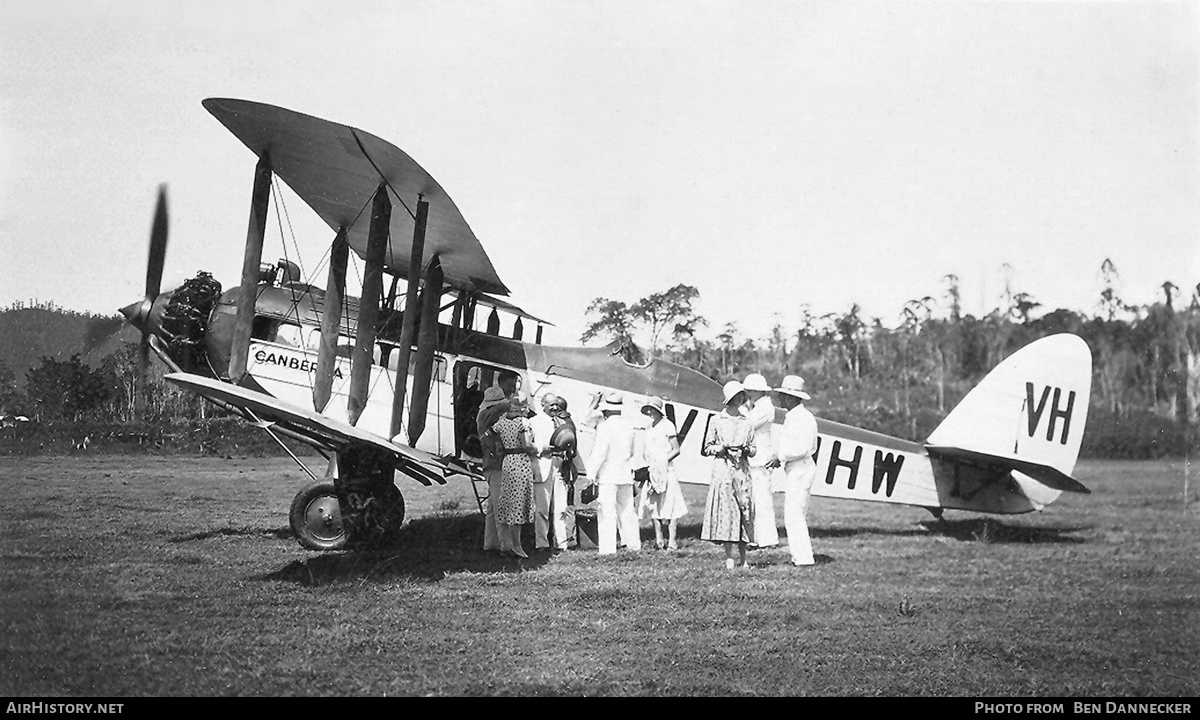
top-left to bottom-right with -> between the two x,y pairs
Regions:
289,480 -> 346,551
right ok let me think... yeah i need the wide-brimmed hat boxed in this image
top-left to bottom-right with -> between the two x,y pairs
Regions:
742,373 -> 771,393
641,396 -> 665,416
602,391 -> 624,412
774,375 -> 812,401
722,380 -> 746,406
479,386 -> 509,411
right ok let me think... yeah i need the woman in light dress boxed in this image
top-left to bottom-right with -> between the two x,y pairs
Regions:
492,398 -> 538,558
638,396 -> 687,550
701,380 -> 757,570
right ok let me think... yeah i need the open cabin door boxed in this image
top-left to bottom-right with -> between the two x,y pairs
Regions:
451,359 -> 531,460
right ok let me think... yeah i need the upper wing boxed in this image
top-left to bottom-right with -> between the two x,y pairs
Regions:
203,97 -> 508,296
451,290 -> 555,327
164,372 -> 479,486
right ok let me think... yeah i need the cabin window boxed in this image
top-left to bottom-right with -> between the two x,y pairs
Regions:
303,328 -> 322,352
305,328 -> 355,358
251,316 -> 280,343
251,318 -> 307,349
275,323 -> 304,349
379,344 -> 447,382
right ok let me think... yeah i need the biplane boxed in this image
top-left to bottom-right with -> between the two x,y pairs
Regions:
121,99 -> 1092,551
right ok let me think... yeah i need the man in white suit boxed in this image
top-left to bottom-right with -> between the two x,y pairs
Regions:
583,391 -> 641,555
774,375 -> 819,566
532,392 -> 577,551
742,373 -> 779,549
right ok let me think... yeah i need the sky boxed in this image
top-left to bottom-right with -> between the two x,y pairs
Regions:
1,0 -> 1196,348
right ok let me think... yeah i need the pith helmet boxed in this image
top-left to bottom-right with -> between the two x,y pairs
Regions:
742,373 -> 771,393
480,386 -> 509,411
722,380 -> 746,406
641,396 -> 666,416
774,375 -> 812,401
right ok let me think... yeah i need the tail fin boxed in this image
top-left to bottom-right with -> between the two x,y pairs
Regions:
926,333 -> 1092,497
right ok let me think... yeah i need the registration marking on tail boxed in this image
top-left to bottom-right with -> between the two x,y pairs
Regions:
1025,383 -> 1076,445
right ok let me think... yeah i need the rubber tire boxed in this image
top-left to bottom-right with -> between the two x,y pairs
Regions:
289,480 -> 347,551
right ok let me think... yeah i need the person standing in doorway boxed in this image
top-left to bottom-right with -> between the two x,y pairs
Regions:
476,387 -> 510,552
492,397 -> 538,558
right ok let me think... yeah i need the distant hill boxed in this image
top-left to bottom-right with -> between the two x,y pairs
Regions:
0,302 -> 139,388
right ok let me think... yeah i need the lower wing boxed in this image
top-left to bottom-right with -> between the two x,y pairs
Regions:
164,372 -> 478,486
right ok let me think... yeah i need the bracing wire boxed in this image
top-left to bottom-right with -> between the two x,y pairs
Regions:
271,180 -> 308,283
269,179 -> 314,330
267,173 -> 399,409
350,128 -> 416,221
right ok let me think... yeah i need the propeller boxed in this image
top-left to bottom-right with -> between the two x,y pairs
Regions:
119,185 -> 169,415
146,185 -> 169,308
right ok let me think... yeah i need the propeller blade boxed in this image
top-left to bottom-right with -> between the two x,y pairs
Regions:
136,336 -> 150,417
129,184 -> 168,420
82,315 -> 128,355
145,185 -> 169,301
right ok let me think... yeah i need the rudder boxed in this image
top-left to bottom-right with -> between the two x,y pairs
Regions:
926,333 -> 1091,490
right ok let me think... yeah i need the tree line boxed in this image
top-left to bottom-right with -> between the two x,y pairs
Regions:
582,263 -> 1200,457
0,344 -> 207,424
2,260 -> 1196,458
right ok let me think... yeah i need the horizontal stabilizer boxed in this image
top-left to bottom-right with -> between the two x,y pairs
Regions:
925,446 -> 1090,494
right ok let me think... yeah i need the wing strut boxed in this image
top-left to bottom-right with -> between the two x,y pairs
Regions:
348,184 -> 390,426
313,228 -> 349,412
388,197 -> 429,439
407,255 -> 443,444
229,153 -> 271,382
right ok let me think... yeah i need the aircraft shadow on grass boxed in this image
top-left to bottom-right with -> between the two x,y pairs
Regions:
257,513 -> 555,586
170,527 -> 294,543
253,513 -> 1090,586
915,518 -> 1090,544
674,518 -> 1087,545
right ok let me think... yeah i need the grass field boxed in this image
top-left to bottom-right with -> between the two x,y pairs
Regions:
0,454 -> 1196,697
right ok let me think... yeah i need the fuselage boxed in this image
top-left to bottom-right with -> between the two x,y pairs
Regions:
172,282 -> 1047,515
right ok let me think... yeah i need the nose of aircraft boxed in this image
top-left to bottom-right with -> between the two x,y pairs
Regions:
119,293 -> 169,338
120,298 -> 148,328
